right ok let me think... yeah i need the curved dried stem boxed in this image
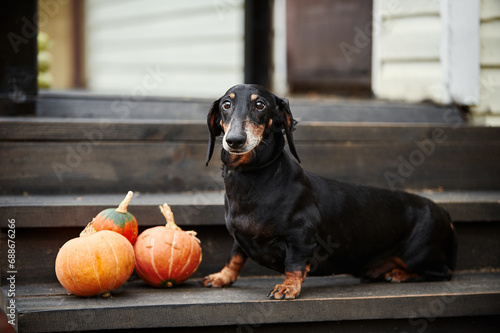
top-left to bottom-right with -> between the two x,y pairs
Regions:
159,203 -> 180,229
116,191 -> 134,213
159,203 -> 201,243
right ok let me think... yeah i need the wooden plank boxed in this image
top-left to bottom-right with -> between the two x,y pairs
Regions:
0,225 -> 274,285
4,272 -> 500,332
290,99 -> 464,123
480,0 -> 500,21
0,192 -> 225,228
1,221 -> 498,285
0,141 -> 224,194
84,0 -> 244,98
480,20 -> 500,67
297,142 -> 500,191
0,117 -> 208,141
474,68 -> 500,114
35,90 -> 464,123
5,119 -> 500,143
378,61 -> 443,102
1,191 -> 499,229
36,93 -> 212,119
294,124 -> 499,143
0,194 -> 498,286
378,0 -> 440,18
379,16 -> 441,61
1,138 -> 500,194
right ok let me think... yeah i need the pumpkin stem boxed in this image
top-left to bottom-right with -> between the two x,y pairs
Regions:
80,219 -> 97,237
159,203 -> 181,230
116,191 -> 134,213
159,203 -> 201,243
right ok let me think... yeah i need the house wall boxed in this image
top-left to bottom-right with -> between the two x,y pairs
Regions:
373,0 -> 500,124
84,0 -> 244,98
472,0 -> 500,124
372,0 -> 442,103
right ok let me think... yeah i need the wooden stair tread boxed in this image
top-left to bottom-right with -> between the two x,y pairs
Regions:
1,191 -> 499,228
3,272 -> 499,332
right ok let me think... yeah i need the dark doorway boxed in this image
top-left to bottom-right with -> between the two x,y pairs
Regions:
286,0 -> 373,96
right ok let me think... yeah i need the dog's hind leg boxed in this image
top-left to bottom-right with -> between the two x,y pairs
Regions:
362,257 -> 419,282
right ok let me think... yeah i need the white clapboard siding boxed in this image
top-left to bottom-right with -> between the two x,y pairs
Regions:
85,0 -> 244,98
378,62 -> 443,102
378,16 -> 441,61
473,0 -> 500,116
372,1 -> 442,102
373,0 -> 488,109
377,0 -> 440,19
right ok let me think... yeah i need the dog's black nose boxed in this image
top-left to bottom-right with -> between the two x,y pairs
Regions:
225,133 -> 247,149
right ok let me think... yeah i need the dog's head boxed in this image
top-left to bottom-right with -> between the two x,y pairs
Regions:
206,84 -> 300,167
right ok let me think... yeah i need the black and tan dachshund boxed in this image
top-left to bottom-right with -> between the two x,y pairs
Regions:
203,84 -> 457,300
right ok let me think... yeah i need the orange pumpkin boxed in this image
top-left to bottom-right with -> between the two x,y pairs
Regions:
92,191 -> 139,245
55,221 -> 135,297
134,203 -> 202,287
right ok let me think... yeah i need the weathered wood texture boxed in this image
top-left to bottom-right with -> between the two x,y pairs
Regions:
52,317 -> 500,333
0,225 -> 275,286
1,118 -> 498,194
1,221 -> 498,286
3,272 -> 499,332
1,191 -> 499,229
35,90 -> 464,123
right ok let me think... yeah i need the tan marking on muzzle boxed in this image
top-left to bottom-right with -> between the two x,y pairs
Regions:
222,120 -> 265,154
222,120 -> 230,133
245,122 -> 266,150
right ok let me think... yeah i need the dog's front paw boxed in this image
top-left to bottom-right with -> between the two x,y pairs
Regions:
267,283 -> 301,300
202,268 -> 238,288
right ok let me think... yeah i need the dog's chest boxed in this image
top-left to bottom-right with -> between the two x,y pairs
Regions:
225,204 -> 273,239
227,210 -> 286,271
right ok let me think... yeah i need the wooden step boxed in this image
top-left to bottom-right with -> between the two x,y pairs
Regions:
2,272 -> 499,332
1,190 -> 499,228
36,90 -> 464,124
1,191 -> 499,286
2,118 -> 500,194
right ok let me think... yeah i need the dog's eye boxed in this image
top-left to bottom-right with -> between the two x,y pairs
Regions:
222,101 -> 231,110
256,101 -> 265,110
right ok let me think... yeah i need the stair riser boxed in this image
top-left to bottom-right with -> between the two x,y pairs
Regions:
2,223 -> 498,286
2,140 -> 500,194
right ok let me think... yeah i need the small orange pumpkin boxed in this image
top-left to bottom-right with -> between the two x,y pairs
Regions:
55,221 -> 135,297
134,203 -> 202,287
92,191 -> 139,245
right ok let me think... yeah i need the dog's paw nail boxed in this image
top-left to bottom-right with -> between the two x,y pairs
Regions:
280,293 -> 286,300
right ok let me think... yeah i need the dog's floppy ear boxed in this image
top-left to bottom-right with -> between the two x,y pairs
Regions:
276,97 -> 300,163
206,98 -> 222,166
